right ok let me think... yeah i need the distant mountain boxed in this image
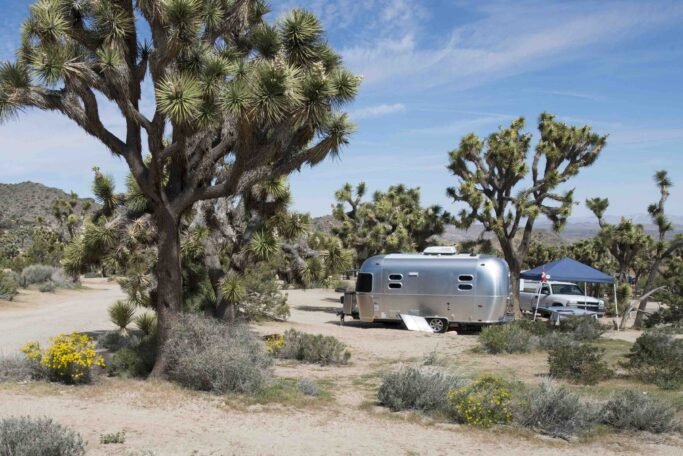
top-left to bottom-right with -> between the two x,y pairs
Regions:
309,215 -> 682,247
0,181 -> 97,229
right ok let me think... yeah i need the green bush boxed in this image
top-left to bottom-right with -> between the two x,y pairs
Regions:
378,366 -> 465,412
447,376 -> 513,427
108,335 -> 156,378
164,315 -> 272,394
622,330 -> 683,389
20,264 -> 57,286
516,379 -> 599,439
100,431 -> 126,444
558,316 -> 604,341
278,329 -> 351,365
0,416 -> 85,456
0,271 -> 19,300
514,319 -> 550,336
479,323 -> 538,354
601,390 -> 679,433
548,343 -> 612,384
97,331 -> 132,352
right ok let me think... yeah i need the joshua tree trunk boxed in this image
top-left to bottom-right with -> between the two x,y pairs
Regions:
150,210 -> 183,377
633,239 -> 683,329
508,261 -> 523,319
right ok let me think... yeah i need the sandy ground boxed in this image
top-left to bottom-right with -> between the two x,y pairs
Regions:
1,285 -> 681,455
0,278 -> 125,354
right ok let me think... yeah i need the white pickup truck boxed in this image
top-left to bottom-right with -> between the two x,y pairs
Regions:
519,280 -> 605,316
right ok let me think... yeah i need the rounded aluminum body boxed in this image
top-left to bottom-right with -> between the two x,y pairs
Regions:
355,253 -> 510,325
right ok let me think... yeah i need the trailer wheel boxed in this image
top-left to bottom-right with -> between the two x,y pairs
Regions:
428,318 -> 448,333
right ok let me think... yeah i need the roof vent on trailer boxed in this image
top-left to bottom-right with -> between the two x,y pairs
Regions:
422,246 -> 457,256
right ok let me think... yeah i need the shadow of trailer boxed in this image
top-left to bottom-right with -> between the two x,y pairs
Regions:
338,248 -> 512,333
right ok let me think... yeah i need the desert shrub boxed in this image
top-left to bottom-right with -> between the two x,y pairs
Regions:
0,355 -> 44,382
100,431 -> 126,444
164,314 -> 272,394
479,323 -> 538,354
539,331 -> 573,351
134,312 -> 157,336
108,335 -> 156,378
558,316 -> 605,341
601,390 -> 679,433
21,333 -> 105,384
108,300 -> 136,333
645,308 -> 683,329
514,319 -> 550,336
447,376 -> 513,427
516,379 -> 599,439
548,343 -> 612,385
20,264 -> 57,286
378,366 -> 465,412
97,331 -> 132,352
0,271 -> 19,301
241,268 -> 290,321
0,271 -> 19,300
297,378 -> 320,396
278,329 -> 351,365
38,281 -> 56,293
50,269 -> 77,289
622,330 -> 683,389
0,416 -> 85,456
422,348 -> 446,366
263,334 -> 285,355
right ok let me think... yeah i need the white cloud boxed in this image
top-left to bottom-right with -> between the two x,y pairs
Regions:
408,113 -> 516,136
351,103 -> 406,119
341,1 -> 683,91
535,90 -> 605,102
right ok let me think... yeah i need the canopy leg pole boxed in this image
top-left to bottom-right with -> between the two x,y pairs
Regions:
613,282 -> 619,332
533,283 -> 542,321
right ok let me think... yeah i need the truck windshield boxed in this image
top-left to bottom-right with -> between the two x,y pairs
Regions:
551,284 -> 585,296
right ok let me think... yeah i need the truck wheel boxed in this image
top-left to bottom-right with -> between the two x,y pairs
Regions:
428,318 -> 448,333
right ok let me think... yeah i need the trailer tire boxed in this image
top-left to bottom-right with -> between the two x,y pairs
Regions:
427,318 -> 448,333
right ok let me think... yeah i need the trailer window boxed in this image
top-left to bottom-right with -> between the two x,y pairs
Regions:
356,273 -> 373,293
458,274 -> 474,282
458,284 -> 473,291
388,282 -> 402,289
388,274 -> 403,281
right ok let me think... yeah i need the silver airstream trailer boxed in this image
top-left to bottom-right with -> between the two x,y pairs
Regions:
342,247 -> 511,332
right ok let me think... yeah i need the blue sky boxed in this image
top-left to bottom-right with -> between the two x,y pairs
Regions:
1,0 -> 682,220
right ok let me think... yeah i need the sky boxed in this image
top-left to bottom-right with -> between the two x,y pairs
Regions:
0,0 -> 682,221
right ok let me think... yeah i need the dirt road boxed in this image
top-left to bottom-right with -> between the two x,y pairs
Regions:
0,278 -> 125,354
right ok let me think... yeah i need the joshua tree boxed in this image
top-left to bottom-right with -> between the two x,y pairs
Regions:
332,182 -> 450,266
633,171 -> 683,328
447,114 -> 606,318
588,171 -> 683,328
0,1 -> 359,374
593,218 -> 652,283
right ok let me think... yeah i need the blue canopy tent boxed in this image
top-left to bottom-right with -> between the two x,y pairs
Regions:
520,258 -> 618,327
520,258 -> 614,284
